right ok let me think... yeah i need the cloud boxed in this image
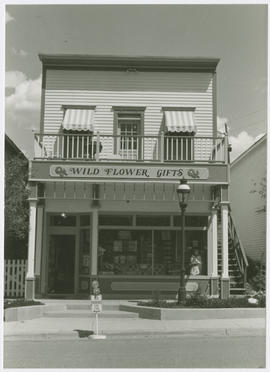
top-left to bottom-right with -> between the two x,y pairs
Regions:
5,72 -> 41,131
6,71 -> 27,88
12,47 -> 28,57
229,131 -> 265,162
6,11 -> 14,23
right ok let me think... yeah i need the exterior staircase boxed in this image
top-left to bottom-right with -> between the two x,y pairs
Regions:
217,208 -> 248,295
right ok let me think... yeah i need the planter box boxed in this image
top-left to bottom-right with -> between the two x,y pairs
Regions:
4,304 -> 66,322
119,304 -> 266,320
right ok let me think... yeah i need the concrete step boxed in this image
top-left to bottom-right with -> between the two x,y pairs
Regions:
43,310 -> 139,319
66,304 -> 119,311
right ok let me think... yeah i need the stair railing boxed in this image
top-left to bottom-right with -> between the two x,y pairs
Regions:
228,208 -> 249,286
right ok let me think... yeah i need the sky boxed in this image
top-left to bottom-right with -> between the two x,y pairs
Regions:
3,2 -> 268,161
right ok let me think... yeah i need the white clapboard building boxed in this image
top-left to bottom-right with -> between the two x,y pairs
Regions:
230,134 -> 266,264
26,55 -> 248,299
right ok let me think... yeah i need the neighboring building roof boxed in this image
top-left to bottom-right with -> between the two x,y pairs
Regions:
231,134 -> 267,168
5,134 -> 28,161
38,54 -> 220,72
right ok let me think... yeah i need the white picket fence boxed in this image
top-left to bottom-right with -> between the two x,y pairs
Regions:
4,259 -> 27,298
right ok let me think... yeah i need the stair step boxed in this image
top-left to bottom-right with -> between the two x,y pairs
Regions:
43,310 -> 138,319
66,304 -> 119,311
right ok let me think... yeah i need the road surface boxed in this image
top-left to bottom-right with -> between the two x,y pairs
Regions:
4,334 -> 265,368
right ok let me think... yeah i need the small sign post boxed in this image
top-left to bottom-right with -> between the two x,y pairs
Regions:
89,280 -> 106,340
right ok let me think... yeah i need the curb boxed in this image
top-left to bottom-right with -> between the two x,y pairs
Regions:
4,327 -> 265,341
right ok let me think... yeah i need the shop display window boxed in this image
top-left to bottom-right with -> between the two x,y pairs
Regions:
98,228 -> 207,276
79,229 -> 90,275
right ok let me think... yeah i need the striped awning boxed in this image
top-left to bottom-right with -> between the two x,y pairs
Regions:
164,110 -> 197,133
62,109 -> 94,131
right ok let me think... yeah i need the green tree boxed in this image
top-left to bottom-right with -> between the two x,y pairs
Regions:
5,155 -> 29,257
250,175 -> 266,201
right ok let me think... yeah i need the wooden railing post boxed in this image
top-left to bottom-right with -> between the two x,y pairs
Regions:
160,131 -> 164,162
96,131 -> 100,161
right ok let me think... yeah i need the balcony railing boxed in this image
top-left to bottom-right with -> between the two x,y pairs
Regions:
34,132 -> 228,163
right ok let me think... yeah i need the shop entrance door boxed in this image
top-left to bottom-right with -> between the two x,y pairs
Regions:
48,235 -> 76,294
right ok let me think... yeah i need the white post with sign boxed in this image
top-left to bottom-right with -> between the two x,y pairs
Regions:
90,294 -> 106,340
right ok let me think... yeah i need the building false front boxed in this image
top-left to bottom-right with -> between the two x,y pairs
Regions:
26,55 -> 247,300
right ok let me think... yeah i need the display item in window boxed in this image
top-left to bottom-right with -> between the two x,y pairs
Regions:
190,249 -> 202,276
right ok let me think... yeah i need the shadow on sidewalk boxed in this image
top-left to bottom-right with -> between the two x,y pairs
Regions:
74,329 -> 94,338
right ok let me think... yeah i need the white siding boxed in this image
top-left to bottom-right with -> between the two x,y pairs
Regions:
229,139 -> 266,262
43,69 -> 213,137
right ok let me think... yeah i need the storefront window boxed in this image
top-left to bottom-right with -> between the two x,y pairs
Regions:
79,229 -> 90,275
98,228 -> 207,276
98,230 -> 152,275
154,231 -> 178,275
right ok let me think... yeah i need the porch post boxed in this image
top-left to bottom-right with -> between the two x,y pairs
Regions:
91,208 -> 98,276
34,202 -> 44,297
207,207 -> 219,296
221,203 -> 230,298
25,197 -> 38,300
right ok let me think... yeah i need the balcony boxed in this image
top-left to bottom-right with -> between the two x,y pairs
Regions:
34,132 -> 228,164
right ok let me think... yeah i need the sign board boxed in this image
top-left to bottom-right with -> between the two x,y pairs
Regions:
91,295 -> 102,313
50,164 -> 209,180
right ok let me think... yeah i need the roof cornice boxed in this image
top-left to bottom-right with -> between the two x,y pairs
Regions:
38,54 -> 220,72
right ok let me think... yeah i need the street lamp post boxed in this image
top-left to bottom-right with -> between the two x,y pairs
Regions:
177,179 -> 191,304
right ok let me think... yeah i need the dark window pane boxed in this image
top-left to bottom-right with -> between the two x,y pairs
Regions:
99,215 -> 133,226
80,215 -> 90,226
50,215 -> 76,226
136,216 -> 170,226
173,215 -> 208,227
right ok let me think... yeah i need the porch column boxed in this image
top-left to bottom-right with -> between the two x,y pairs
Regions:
91,208 -> 98,276
207,207 -> 219,296
221,203 -> 230,298
25,198 -> 38,300
34,202 -> 44,297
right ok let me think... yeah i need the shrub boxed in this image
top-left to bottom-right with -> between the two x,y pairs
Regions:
137,293 -> 266,308
4,299 -> 44,309
247,256 -> 265,291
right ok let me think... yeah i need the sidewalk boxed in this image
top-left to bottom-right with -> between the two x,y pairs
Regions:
4,312 -> 266,341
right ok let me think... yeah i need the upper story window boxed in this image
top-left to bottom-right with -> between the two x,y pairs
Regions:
113,107 -> 145,160
163,108 -> 197,161
61,105 -> 99,159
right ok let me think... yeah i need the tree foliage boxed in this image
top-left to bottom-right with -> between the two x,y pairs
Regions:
5,155 -> 29,241
250,175 -> 266,201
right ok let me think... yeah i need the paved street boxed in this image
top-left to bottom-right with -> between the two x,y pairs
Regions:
4,334 -> 265,368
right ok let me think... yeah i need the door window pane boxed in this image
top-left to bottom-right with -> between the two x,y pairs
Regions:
50,215 -> 76,227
